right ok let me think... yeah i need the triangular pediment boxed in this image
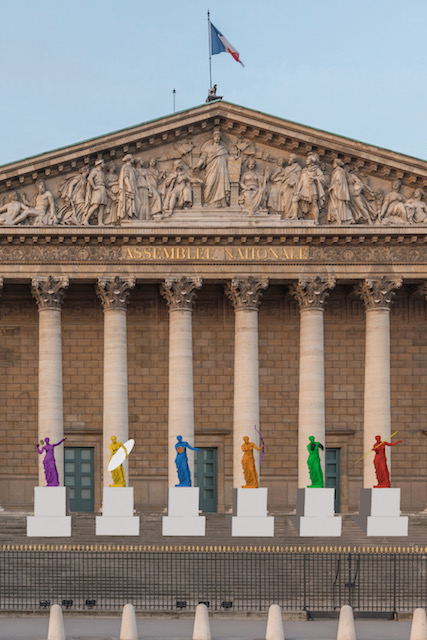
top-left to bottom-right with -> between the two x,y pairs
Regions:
1,101 -> 427,230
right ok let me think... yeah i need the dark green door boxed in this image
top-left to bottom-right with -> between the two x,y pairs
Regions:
325,448 -> 340,513
194,447 -> 217,513
64,447 -> 95,512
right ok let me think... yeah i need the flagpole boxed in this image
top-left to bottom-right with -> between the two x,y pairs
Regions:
207,10 -> 213,89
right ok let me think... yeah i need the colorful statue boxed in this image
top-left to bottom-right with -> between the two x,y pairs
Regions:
175,435 -> 200,487
109,436 -> 127,487
241,436 -> 263,488
37,436 -> 67,487
372,435 -> 402,488
307,436 -> 324,488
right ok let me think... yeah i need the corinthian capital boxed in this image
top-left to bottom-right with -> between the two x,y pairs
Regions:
290,276 -> 336,311
160,276 -> 202,311
32,276 -> 69,310
225,276 -> 269,311
96,276 -> 135,310
355,276 -> 402,310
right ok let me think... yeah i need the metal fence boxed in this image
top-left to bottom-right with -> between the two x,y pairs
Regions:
1,544 -> 427,614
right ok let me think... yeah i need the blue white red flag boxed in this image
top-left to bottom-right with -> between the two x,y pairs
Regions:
210,22 -> 244,67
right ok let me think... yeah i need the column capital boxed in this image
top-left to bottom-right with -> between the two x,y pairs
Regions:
31,276 -> 69,310
160,276 -> 202,311
355,276 -> 402,310
96,276 -> 135,310
290,276 -> 336,311
225,276 -> 268,311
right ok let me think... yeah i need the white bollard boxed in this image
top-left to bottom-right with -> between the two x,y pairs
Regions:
47,604 -> 65,640
192,603 -> 211,640
120,603 -> 139,640
410,608 -> 427,640
265,603 -> 285,640
337,605 -> 356,640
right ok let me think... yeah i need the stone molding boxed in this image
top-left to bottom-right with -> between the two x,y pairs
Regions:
160,276 -> 202,311
290,276 -> 336,311
225,276 -> 269,311
31,275 -> 69,310
96,276 -> 135,310
355,276 -> 403,310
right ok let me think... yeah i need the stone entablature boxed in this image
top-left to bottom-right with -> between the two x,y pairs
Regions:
1,102 -> 427,229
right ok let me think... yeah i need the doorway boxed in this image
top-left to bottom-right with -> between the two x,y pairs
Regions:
194,447 -> 218,512
64,447 -> 95,512
325,447 -> 340,513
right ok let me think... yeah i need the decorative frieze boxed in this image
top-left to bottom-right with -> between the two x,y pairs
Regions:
31,276 -> 69,310
225,276 -> 269,311
290,276 -> 336,311
355,276 -> 403,310
96,276 -> 135,310
160,277 -> 202,311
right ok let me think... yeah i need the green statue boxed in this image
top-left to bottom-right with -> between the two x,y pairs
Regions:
307,435 -> 324,488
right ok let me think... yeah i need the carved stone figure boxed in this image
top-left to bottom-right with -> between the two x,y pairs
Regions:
348,168 -> 376,224
104,163 -> 120,224
239,158 -> 268,214
164,160 -> 198,215
23,180 -> 57,225
83,159 -> 108,225
405,188 -> 427,223
197,129 -> 230,207
109,435 -> 127,487
267,157 -> 286,214
327,159 -> 353,224
372,435 -> 402,488
0,191 -> 33,225
135,158 -> 150,220
295,153 -> 326,223
117,154 -> 139,223
175,435 -> 199,487
281,154 -> 302,219
37,436 -> 67,487
57,166 -> 89,225
145,158 -> 164,216
241,435 -> 262,488
379,180 -> 408,225
307,435 -> 324,488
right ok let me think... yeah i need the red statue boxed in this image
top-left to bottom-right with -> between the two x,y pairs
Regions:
372,435 -> 402,488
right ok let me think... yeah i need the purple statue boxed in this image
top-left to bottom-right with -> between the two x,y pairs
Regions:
37,437 -> 67,486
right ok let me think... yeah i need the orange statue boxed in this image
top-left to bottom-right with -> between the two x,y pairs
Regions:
109,436 -> 127,487
241,436 -> 263,488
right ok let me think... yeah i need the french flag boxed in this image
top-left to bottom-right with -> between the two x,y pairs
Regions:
210,22 -> 244,67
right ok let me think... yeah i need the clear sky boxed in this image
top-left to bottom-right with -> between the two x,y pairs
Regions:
1,0 -> 426,166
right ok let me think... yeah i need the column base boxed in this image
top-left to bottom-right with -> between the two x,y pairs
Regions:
27,487 -> 71,537
292,488 -> 342,537
96,487 -> 140,536
231,488 -> 274,537
162,487 -> 206,537
355,488 -> 408,537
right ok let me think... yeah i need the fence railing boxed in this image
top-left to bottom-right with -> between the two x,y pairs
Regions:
1,544 -> 426,613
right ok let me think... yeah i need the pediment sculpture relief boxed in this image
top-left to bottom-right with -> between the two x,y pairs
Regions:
0,127 -> 426,227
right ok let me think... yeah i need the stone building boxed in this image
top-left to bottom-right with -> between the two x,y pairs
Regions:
0,101 -> 426,518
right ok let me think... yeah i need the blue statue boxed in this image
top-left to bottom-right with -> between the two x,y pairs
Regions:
175,435 -> 200,487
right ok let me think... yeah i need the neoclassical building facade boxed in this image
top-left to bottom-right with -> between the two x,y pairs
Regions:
0,101 -> 426,515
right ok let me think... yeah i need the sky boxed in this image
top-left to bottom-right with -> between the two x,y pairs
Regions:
1,0 -> 426,166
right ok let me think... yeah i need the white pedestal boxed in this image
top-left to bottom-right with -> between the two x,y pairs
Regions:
355,488 -> 408,536
162,487 -> 206,536
96,487 -> 139,536
27,487 -> 72,537
231,488 -> 274,537
292,488 -> 342,537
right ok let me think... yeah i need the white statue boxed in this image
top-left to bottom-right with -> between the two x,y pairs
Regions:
164,160 -> 199,215
23,180 -> 57,226
379,180 -> 409,225
327,159 -> 353,224
405,188 -> 427,223
239,157 -> 268,214
145,158 -> 164,217
117,154 -> 139,222
197,129 -> 230,207
348,168 -> 376,225
281,154 -> 302,219
104,163 -> 120,224
58,166 -> 89,225
0,191 -> 33,226
295,153 -> 326,223
83,159 -> 108,225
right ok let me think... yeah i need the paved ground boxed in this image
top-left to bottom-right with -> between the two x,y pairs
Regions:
0,616 -> 413,640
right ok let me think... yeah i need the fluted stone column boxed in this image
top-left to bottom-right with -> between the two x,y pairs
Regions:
291,276 -> 335,488
161,276 -> 202,487
356,277 -> 402,488
32,276 -> 69,487
96,276 -> 135,487
225,276 -> 268,489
